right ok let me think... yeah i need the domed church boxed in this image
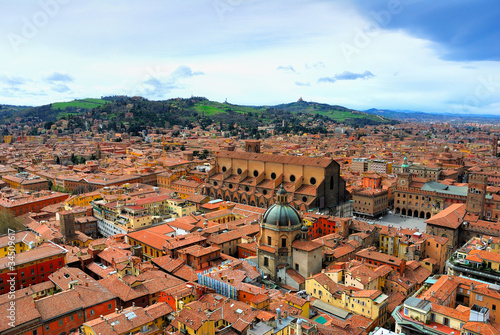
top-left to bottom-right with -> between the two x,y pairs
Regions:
257,185 -> 322,288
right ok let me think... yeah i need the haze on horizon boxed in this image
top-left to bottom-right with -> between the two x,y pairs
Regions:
0,0 -> 499,115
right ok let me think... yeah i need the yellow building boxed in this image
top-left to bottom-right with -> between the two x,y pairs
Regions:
3,135 -> 13,144
284,293 -> 309,318
92,200 -> 155,237
306,273 -> 388,328
168,199 -> 197,217
0,231 -> 39,258
395,297 -> 473,335
64,191 -> 102,208
176,308 -> 213,335
81,303 -> 172,335
127,225 -> 176,259
379,232 -> 401,256
135,194 -> 171,216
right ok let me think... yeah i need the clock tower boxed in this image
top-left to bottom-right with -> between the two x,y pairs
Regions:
398,157 -> 412,190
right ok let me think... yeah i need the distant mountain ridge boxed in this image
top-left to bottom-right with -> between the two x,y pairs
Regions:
364,108 -> 500,121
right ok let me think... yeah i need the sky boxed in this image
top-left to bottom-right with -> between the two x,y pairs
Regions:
0,0 -> 499,114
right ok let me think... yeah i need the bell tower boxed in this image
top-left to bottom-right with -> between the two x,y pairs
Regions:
397,157 -> 412,190
466,173 -> 487,217
245,140 -> 261,153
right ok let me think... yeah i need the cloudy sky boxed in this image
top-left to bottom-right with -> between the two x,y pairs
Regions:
1,0 -> 499,114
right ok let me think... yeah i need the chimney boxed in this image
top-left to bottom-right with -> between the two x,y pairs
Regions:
296,319 -> 303,335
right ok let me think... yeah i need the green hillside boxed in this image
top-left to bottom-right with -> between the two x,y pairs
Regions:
273,100 -> 393,124
51,98 -> 108,110
0,96 -> 396,136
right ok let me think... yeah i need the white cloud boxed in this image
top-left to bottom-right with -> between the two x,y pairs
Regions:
0,0 -> 498,114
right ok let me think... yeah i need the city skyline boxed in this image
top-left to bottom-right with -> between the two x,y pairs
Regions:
1,0 -> 499,114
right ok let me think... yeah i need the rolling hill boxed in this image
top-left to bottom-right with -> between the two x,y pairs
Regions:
0,97 -> 397,133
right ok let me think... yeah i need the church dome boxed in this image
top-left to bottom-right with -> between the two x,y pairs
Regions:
262,184 -> 302,227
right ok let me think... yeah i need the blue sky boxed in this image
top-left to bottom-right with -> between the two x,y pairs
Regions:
0,0 -> 499,114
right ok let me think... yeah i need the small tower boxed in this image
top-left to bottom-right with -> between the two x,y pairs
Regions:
493,136 -> 498,157
96,142 -> 102,160
245,140 -> 261,153
466,173 -> 487,217
59,211 -> 75,244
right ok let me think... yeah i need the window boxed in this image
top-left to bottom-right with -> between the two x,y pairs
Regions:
493,304 -> 497,311
282,238 -> 286,248
264,257 -> 269,267
90,310 -> 95,316
443,317 -> 450,326
59,319 -> 64,326
70,315 -> 74,322
31,269 -> 34,274
310,177 -> 316,185
404,308 -> 409,315
108,303 -> 112,310
476,294 -> 483,301
45,325 -> 50,331
295,264 -> 299,271
271,172 -> 277,180
290,174 -> 296,182
32,331 -> 38,335
268,236 -> 271,245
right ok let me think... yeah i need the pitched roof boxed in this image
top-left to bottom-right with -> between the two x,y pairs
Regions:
425,203 -> 466,229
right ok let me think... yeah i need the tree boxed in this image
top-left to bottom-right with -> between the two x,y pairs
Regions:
55,156 -> 61,165
70,153 -> 77,164
0,208 -> 25,235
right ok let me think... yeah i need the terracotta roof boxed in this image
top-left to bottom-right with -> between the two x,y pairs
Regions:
292,240 -> 322,251
425,203 -> 465,229
258,245 -> 276,253
217,150 -> 336,168
286,268 -> 305,285
0,242 -> 67,270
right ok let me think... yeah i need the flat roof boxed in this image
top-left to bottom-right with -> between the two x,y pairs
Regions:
311,300 -> 350,319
